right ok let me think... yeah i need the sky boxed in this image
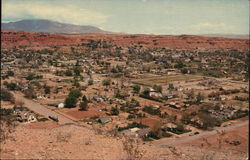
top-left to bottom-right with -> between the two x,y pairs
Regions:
2,0 -> 249,35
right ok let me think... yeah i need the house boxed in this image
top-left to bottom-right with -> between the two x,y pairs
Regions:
99,117 -> 111,124
135,128 -> 151,138
58,103 -> 64,109
149,91 -> 162,98
166,93 -> 174,99
16,111 -> 37,123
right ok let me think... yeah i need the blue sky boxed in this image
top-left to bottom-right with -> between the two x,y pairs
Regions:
2,0 -> 249,35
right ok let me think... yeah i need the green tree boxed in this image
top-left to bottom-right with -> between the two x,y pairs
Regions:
142,88 -> 150,96
132,85 -> 141,94
68,90 -> 82,99
79,101 -> 88,111
168,83 -> 174,90
64,96 -> 77,108
6,82 -> 17,91
44,85 -> 51,94
111,106 -> 119,115
74,67 -> 81,76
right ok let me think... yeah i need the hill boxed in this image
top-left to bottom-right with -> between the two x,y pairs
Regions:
1,19 -> 109,34
1,30 -> 249,50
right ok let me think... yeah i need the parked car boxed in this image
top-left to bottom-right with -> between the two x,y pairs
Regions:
189,132 -> 199,136
49,115 -> 58,122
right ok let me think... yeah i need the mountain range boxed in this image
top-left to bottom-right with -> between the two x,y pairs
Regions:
2,19 -> 109,34
1,19 -> 249,39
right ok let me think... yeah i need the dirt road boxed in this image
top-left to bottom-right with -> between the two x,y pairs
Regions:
13,92 -> 75,125
152,120 -> 249,147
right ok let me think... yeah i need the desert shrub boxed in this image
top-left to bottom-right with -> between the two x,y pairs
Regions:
5,82 -> 18,90
142,106 -> 161,115
65,69 -> 73,76
174,62 -> 185,68
88,79 -> 93,85
168,83 -> 174,90
122,137 -> 145,160
234,96 -> 249,101
0,88 -> 15,102
132,85 -> 141,94
181,68 -> 188,74
102,78 -> 111,86
196,92 -> 204,104
111,106 -> 119,115
0,108 -> 17,142
181,112 -> 192,124
44,85 -> 51,94
73,66 -> 81,76
7,70 -> 14,76
57,132 -> 72,142
23,88 -> 36,99
127,114 -> 136,119
153,85 -> 162,93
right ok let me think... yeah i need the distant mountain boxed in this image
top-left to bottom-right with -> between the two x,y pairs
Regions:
1,19 -> 110,34
201,34 -> 249,40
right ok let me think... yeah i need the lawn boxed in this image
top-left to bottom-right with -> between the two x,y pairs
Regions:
132,74 -> 203,86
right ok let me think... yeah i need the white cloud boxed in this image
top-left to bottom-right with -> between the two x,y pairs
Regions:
190,23 -> 235,33
2,2 -> 108,26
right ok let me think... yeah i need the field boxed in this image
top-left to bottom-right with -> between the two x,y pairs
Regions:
132,74 -> 204,86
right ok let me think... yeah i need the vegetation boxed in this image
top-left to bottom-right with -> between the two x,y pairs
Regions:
142,106 -> 161,115
64,89 -> 82,108
111,106 -> 119,115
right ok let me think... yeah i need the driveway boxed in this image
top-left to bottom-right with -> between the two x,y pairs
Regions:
13,92 -> 74,125
152,120 -> 249,147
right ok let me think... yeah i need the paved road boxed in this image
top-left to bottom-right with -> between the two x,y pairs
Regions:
13,93 -> 75,125
152,120 -> 249,147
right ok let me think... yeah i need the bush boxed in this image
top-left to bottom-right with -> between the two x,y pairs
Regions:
7,71 -> 14,76
26,73 -> 35,80
181,68 -> 188,74
168,83 -> 174,90
111,106 -> 119,115
88,79 -> 93,85
102,79 -> 111,86
65,70 -> 73,76
153,85 -> 162,93
44,85 -> 51,94
79,101 -> 88,111
23,89 -> 36,99
68,90 -> 82,99
73,67 -> 81,76
142,106 -> 161,115
6,82 -> 17,91
64,96 -> 77,108
132,85 -> 141,94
